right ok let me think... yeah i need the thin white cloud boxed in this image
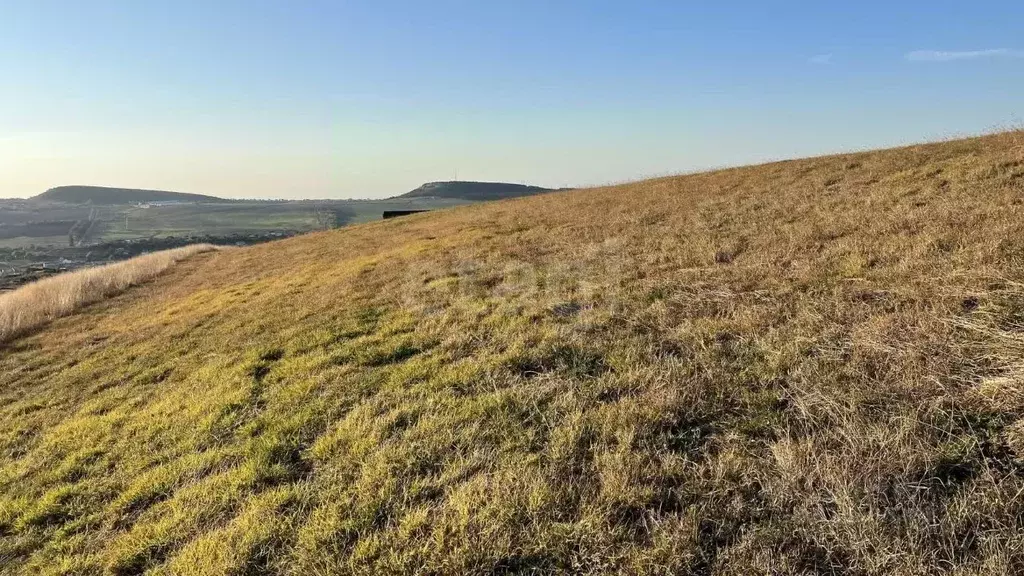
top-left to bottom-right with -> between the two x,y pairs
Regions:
905,49 -> 1024,62
809,53 -> 832,65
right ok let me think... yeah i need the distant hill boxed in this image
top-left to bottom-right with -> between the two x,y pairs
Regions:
396,181 -> 558,201
34,185 -> 224,204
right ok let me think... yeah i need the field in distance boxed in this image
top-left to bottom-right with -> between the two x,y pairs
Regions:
2,132 -> 1024,574
0,198 -> 470,248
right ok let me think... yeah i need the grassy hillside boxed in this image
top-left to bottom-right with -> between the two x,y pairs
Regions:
3,132 -> 1024,574
34,186 -> 224,205
397,181 -> 556,201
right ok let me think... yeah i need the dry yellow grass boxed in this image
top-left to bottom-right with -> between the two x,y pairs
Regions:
2,132 -> 1024,574
0,244 -> 218,344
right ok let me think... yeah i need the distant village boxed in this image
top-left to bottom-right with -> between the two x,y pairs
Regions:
129,200 -> 195,208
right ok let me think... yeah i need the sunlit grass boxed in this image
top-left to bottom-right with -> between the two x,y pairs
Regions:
2,132 -> 1024,574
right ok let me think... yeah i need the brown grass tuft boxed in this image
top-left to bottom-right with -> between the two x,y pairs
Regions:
0,244 -> 218,343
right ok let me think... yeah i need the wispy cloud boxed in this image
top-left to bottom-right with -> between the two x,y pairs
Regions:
905,49 -> 1024,62
808,53 -> 832,65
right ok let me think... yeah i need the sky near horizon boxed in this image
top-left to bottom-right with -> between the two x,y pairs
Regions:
1,1 -> 1022,199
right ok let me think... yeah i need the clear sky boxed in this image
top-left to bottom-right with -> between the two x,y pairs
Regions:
1,1 -> 1022,199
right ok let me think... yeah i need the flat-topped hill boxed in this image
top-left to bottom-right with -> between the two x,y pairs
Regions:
34,185 -> 224,204
396,180 -> 557,201
3,132 -> 1024,574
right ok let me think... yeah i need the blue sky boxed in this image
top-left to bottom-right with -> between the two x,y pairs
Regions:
1,1 -> 1022,199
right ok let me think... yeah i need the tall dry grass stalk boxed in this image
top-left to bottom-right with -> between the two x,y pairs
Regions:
0,244 -> 217,343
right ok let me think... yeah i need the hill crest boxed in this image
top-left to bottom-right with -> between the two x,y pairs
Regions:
395,180 -> 557,201
34,185 -> 224,204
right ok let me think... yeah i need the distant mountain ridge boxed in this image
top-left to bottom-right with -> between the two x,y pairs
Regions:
34,186 -> 224,204
396,181 -> 559,201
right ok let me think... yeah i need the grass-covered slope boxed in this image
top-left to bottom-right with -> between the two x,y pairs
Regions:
34,186 -> 223,205
3,132 -> 1024,574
